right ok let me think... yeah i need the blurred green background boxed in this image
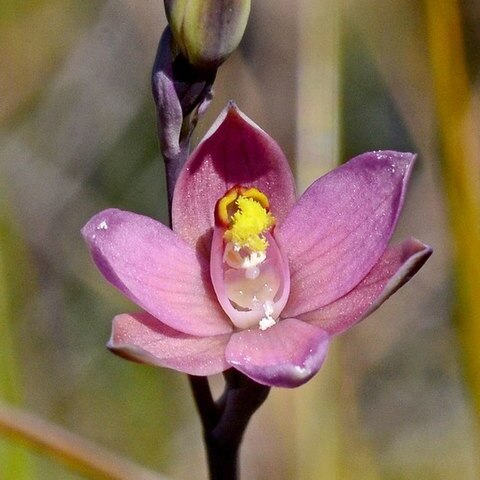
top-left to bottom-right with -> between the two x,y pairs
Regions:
1,1 -> 479,479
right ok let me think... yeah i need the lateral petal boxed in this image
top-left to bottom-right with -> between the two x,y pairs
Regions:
298,238 -> 432,334
108,312 -> 230,376
82,209 -> 232,336
279,151 -> 415,316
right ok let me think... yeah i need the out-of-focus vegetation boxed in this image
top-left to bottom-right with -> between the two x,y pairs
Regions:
0,1 -> 479,479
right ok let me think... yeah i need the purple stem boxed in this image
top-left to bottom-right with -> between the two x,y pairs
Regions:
151,28 -> 215,209
189,371 -> 270,480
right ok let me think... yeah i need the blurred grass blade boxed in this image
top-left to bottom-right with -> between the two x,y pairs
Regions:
424,0 -> 480,422
295,2 -> 381,478
0,194 -> 34,479
296,0 -> 340,184
0,401 -> 172,480
295,2 -> 342,474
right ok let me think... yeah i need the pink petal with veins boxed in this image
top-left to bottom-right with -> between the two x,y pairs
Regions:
82,209 -> 231,336
108,312 -> 230,375
299,238 -> 432,334
279,151 -> 415,317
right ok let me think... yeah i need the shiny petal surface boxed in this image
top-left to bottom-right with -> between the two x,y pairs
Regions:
279,151 -> 415,317
172,103 -> 296,257
226,318 -> 330,388
108,312 -> 230,375
210,228 -> 290,330
82,209 -> 232,336
298,238 -> 432,334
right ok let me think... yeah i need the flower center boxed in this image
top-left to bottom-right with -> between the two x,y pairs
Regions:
210,185 -> 289,330
217,185 -> 274,255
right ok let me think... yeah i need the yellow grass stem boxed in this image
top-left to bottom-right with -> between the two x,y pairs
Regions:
0,401 -> 171,480
0,195 -> 32,479
424,0 -> 480,417
295,2 -> 381,478
295,3 -> 342,474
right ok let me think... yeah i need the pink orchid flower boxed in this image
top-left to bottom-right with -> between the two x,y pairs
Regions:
82,104 -> 432,388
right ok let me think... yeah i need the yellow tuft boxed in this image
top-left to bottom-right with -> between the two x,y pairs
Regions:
224,196 -> 275,252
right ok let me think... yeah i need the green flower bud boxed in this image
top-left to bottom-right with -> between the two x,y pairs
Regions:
164,0 -> 251,69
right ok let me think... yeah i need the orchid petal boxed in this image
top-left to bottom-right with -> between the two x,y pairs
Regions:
279,151 -> 415,317
82,209 -> 232,336
108,312 -> 230,376
225,318 -> 330,388
298,238 -> 432,334
172,103 -> 296,257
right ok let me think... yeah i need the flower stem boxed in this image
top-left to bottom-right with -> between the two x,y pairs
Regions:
204,434 -> 239,480
189,371 -> 270,480
151,27 -> 215,211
